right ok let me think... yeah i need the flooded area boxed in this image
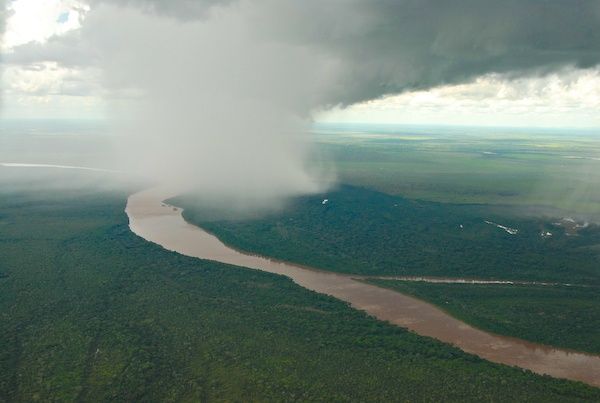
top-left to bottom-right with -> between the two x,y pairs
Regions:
127,187 -> 600,387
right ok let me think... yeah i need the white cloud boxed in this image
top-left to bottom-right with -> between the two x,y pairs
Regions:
4,61 -> 100,96
2,59 -> 105,119
3,0 -> 88,50
317,69 -> 600,128
1,0 -> 98,118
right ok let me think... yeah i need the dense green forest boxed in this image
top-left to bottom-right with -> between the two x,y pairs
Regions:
367,280 -> 600,354
176,185 -> 600,284
2,185 -> 599,401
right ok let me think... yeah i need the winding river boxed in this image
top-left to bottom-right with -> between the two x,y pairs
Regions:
127,187 -> 600,387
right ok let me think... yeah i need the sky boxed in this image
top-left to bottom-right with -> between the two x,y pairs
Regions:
1,0 -> 600,205
2,0 -> 599,128
1,0 -> 103,119
317,70 -> 600,128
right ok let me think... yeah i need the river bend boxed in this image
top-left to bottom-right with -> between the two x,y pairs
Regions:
126,187 -> 600,387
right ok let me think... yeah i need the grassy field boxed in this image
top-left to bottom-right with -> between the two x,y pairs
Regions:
314,124 -> 600,217
4,182 -> 600,401
367,280 -> 600,354
176,185 -> 600,284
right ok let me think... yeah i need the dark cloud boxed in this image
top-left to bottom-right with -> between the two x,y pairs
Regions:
5,0 -> 599,204
79,0 -> 600,106
9,0 -> 600,107
249,0 -> 600,106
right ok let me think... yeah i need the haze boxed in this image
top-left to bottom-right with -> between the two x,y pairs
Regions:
2,0 -> 600,206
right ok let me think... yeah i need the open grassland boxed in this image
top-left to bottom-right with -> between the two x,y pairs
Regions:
367,280 -> 600,354
3,184 -> 600,401
314,125 -> 600,216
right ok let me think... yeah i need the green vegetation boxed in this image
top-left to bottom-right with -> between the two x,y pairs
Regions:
2,184 -> 600,401
177,185 -> 600,284
177,179 -> 600,358
314,124 -> 600,216
367,280 -> 600,354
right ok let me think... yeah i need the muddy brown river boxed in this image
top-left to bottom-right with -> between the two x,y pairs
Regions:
126,187 -> 600,387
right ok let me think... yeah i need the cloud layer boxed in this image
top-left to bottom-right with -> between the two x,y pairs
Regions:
320,69 -> 600,127
3,0 -> 600,204
82,0 -> 600,106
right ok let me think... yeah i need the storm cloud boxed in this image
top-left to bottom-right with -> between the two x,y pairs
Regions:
6,0 -> 600,205
84,0 -> 600,106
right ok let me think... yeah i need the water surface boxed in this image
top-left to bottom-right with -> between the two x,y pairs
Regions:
127,187 -> 600,387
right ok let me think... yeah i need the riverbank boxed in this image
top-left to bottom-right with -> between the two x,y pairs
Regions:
4,184 -> 599,400
127,187 -> 600,387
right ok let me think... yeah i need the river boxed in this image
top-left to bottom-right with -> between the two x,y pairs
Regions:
126,187 -> 600,387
